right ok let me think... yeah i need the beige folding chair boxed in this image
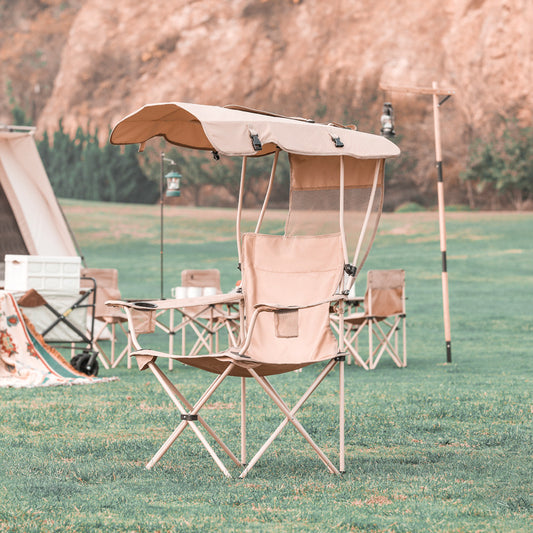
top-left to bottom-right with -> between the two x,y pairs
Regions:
107,101 -> 400,478
111,233 -> 346,478
343,269 -> 406,369
81,268 -> 130,369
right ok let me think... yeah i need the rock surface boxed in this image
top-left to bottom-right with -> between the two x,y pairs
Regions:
1,0 -> 531,205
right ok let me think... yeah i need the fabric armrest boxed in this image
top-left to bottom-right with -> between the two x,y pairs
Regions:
253,294 -> 344,311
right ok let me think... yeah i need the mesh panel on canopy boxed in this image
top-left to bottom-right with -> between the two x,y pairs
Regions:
285,185 -> 383,271
238,152 -> 384,284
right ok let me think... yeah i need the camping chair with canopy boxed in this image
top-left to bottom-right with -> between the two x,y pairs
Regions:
107,102 -> 399,478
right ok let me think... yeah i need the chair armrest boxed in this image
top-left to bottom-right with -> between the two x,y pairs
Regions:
106,293 -> 244,352
253,294 -> 344,312
106,292 -> 243,311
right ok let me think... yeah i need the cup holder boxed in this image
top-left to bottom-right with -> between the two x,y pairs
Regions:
133,301 -> 157,309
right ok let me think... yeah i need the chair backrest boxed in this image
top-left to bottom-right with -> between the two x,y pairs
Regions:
365,269 -> 405,317
241,233 -> 344,364
81,267 -> 123,320
181,269 -> 221,292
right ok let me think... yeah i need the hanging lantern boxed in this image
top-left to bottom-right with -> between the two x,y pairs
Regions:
165,169 -> 182,197
380,102 -> 395,138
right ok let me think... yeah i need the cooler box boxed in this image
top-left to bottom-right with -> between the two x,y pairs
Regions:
4,255 -> 81,294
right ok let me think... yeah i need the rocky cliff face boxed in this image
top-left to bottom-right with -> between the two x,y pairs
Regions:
1,0 -> 531,206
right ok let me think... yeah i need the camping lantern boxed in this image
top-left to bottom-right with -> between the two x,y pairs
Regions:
165,169 -> 181,197
380,102 -> 395,138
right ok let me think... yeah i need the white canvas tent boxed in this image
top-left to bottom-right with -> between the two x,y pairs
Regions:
0,126 -> 79,280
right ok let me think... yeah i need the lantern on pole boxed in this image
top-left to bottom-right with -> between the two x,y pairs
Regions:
159,153 -> 183,299
379,81 -> 456,363
165,169 -> 181,197
380,102 -> 396,138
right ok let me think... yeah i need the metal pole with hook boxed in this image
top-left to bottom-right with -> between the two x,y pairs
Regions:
379,81 -> 456,363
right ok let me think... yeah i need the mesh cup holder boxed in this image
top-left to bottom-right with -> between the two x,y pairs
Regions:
131,302 -> 157,333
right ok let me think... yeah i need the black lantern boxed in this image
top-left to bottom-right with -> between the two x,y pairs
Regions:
380,102 -> 395,138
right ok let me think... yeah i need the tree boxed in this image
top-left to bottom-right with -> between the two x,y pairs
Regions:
37,121 -> 159,204
462,120 -> 533,210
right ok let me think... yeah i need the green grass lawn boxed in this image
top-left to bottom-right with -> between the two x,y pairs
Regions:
1,201 -> 531,532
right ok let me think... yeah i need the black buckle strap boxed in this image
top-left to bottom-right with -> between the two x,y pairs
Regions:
181,414 -> 198,421
250,130 -> 262,151
330,134 -> 344,148
344,264 -> 357,277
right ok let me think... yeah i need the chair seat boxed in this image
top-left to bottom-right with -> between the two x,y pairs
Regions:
344,312 -> 366,324
132,348 -> 320,378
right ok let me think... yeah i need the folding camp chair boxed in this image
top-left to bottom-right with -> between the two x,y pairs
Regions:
108,101 -> 400,477
81,268 -> 130,369
112,233 -> 346,478
342,269 -> 407,369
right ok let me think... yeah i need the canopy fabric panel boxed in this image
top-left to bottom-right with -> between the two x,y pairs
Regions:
0,130 -> 78,261
289,154 -> 383,191
110,102 -> 400,160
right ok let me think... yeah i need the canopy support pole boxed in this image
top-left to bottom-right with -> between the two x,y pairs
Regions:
339,155 -> 349,267
255,149 -> 280,233
160,152 -> 165,300
349,160 -> 381,292
236,156 -> 248,267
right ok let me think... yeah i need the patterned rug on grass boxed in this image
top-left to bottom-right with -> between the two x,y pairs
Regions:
0,290 -> 118,388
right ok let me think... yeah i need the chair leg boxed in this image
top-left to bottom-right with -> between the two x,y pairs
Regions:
110,322 -> 132,369
240,361 -> 341,478
93,340 -> 112,369
330,319 -> 368,370
402,316 -> 407,367
241,377 -> 247,465
371,318 -> 403,368
339,357 -> 345,473
145,361 -> 239,477
91,321 -> 112,369
368,320 -> 374,369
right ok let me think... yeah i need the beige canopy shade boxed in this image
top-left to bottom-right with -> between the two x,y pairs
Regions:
110,101 -> 401,283
110,102 -> 400,160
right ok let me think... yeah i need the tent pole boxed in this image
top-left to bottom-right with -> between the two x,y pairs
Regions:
352,159 -> 380,267
432,81 -> 452,363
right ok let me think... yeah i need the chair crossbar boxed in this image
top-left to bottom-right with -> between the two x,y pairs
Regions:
330,319 -> 369,369
146,361 -> 238,477
240,360 -> 341,478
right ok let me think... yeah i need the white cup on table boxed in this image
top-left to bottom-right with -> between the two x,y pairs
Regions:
187,286 -> 203,298
171,286 -> 188,299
